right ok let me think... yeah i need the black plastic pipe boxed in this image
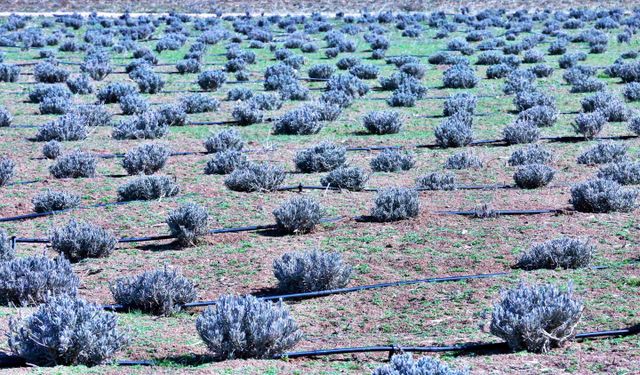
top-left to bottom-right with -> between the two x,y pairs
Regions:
273,326 -> 640,359
437,209 -> 562,216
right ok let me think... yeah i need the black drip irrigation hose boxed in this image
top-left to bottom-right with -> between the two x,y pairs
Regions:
437,208 -> 563,216
12,216 -> 345,247
272,326 -> 640,359
6,179 -> 42,187
275,184 -> 516,193
102,271 -> 510,311
11,325 -> 631,368
0,199 -> 183,223
98,258 -> 637,313
417,111 -> 498,119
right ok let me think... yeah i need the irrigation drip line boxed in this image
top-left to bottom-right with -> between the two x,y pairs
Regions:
0,198 -> 189,223
540,134 -> 638,143
97,254 -> 637,313
437,208 -> 563,216
273,326 -> 640,359
275,184 -> 517,193
11,216 -> 344,247
6,179 -> 42,187
102,271 -> 510,311
417,111 -> 497,119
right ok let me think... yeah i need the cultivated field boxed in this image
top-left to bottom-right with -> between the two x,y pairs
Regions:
0,7 -> 638,375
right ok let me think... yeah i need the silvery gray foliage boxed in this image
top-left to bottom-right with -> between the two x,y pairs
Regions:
120,94 -> 149,115
97,82 -> 137,104
0,157 -> 15,186
308,64 -> 335,79
490,283 -> 583,353
131,67 -> 165,94
34,61 -> 69,83
445,150 -> 483,170
515,237 -> 595,270
623,82 -> 640,101
157,104 -> 187,127
35,113 -> 88,142
80,59 -> 112,81
249,93 -> 283,111
49,151 -> 97,179
629,117 -> 640,135
362,110 -> 402,135
513,91 -> 555,113
227,87 -> 254,101
50,220 -> 117,262
0,105 -> 12,127
325,73 -> 370,98
294,142 -> 346,173
278,81 -> 309,101
529,64 -> 554,78
373,354 -> 468,375
486,63 -> 512,79
112,111 -> 168,140
180,93 -> 220,113
117,175 -> 180,201
29,84 -> 71,103
570,178 -> 637,213
70,104 -> 112,127
66,74 -> 94,94
32,189 -> 81,213
320,166 -> 369,191
581,92 -> 630,122
198,70 -> 227,91
508,144 -> 553,166
176,58 -> 201,74
39,96 -> 71,115
119,94 -> 149,115
110,266 -> 197,316
232,102 -> 264,125
372,187 -> 420,222
434,114 -> 473,148
443,92 -> 477,117
597,162 -> 640,185
273,249 -> 352,292
0,229 -> 16,263
503,120 -> 540,145
204,150 -> 247,175
416,172 -> 456,190
0,229 -> 14,261
573,111 -> 607,139
196,295 -> 302,360
570,77 -> 606,93
442,64 -> 479,88
42,140 -> 62,159
503,69 -> 536,95
166,202 -> 209,246
349,63 -> 379,79
0,256 -> 78,306
576,142 -> 628,165
8,295 -> 128,366
0,63 -> 20,82
308,102 -> 342,122
224,163 -> 285,192
513,164 -> 555,189
320,89 -> 354,109
370,149 -> 415,172
273,196 -> 322,234
517,105 -> 558,128
204,129 -> 244,153
272,105 -> 323,135
122,143 -> 170,175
